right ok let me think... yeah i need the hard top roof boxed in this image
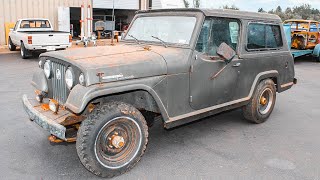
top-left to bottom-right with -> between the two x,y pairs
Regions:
137,8 -> 281,21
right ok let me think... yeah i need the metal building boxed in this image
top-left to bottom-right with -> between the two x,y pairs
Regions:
0,0 -> 184,45
0,0 -> 91,45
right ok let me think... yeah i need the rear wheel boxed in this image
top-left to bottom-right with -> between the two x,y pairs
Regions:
20,42 -> 29,59
242,79 -> 276,124
76,101 -> 148,178
8,37 -> 16,51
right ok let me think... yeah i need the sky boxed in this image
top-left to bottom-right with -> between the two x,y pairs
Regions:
189,0 -> 320,12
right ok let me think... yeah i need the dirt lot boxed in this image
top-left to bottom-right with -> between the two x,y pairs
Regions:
0,49 -> 319,179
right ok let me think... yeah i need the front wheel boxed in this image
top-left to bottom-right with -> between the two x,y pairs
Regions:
76,101 -> 148,178
242,79 -> 276,124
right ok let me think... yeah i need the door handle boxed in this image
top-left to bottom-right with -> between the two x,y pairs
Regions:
232,62 -> 241,67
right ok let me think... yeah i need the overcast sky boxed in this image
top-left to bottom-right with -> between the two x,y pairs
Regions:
190,0 -> 320,12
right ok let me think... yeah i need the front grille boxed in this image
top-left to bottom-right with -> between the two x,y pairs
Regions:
51,61 -> 67,104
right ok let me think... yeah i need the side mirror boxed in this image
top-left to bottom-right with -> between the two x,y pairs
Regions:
217,42 -> 236,63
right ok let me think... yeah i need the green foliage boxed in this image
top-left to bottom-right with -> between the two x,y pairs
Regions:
259,4 -> 320,21
193,0 -> 200,8
222,5 -> 239,10
183,0 -> 189,8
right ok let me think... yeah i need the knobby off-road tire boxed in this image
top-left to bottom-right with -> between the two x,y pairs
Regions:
242,79 -> 276,124
20,42 -> 29,59
8,37 -> 16,51
76,101 -> 149,178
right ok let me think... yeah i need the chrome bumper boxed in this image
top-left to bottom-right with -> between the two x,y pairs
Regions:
22,94 -> 67,140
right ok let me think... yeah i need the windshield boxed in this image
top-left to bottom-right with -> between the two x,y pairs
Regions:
124,16 -> 197,45
20,20 -> 51,28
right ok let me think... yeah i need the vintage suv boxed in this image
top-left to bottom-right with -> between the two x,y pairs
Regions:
22,9 -> 296,177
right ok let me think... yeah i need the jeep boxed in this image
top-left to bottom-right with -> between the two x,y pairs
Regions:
22,9 -> 296,178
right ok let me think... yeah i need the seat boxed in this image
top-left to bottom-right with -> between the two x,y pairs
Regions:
22,24 -> 30,28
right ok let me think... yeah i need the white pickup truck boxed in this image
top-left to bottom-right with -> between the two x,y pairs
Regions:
8,18 -> 72,59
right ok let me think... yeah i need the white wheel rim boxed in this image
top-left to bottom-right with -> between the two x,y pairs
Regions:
94,116 -> 142,169
20,47 -> 24,56
257,88 -> 273,115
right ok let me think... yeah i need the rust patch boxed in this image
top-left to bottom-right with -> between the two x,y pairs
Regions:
88,103 -> 95,113
48,135 -> 76,143
60,115 -> 85,126
41,104 -> 50,111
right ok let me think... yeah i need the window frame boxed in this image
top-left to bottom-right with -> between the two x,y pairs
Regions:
195,16 -> 241,57
246,22 -> 284,52
19,20 -> 51,29
123,14 -> 200,48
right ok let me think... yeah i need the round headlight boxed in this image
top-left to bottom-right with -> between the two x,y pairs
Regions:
44,61 -> 51,78
79,73 -> 85,86
65,67 -> 74,89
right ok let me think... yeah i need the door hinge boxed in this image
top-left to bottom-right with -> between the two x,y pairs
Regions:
189,65 -> 193,73
189,96 -> 193,103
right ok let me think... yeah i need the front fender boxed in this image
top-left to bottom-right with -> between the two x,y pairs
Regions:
65,75 -> 169,119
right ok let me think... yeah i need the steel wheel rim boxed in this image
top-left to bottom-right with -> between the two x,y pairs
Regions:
257,88 -> 273,115
94,116 -> 142,169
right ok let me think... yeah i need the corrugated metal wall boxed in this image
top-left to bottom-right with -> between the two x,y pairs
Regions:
0,0 -> 90,45
93,0 -> 139,10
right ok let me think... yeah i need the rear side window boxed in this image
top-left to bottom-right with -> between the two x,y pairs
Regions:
247,23 -> 283,51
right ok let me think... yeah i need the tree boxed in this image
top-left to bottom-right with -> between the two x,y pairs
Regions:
222,5 -> 239,10
193,0 -> 200,8
183,0 -> 189,8
266,4 -> 320,21
275,6 -> 282,14
293,4 -> 312,20
258,8 -> 266,13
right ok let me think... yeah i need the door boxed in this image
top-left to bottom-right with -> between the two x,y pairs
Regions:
58,7 -> 70,32
190,17 -> 242,110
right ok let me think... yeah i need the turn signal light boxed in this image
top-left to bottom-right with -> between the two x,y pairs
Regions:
28,36 -> 32,44
69,35 -> 72,43
49,99 -> 59,114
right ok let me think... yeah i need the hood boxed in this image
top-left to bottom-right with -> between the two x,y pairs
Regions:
42,44 -> 167,85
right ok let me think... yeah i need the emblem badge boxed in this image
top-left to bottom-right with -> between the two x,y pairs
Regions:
56,69 -> 61,80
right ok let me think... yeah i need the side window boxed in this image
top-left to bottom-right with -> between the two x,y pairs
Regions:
247,23 -> 283,50
195,17 -> 240,56
195,19 -> 211,53
208,18 -> 239,56
247,24 -> 265,49
266,25 -> 283,48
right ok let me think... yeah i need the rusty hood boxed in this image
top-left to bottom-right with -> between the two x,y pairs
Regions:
41,44 -> 167,86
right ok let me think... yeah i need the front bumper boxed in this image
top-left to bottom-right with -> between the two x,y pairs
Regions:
22,94 -> 68,140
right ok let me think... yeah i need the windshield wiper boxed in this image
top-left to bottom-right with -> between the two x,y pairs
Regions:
151,36 -> 168,48
128,34 -> 141,45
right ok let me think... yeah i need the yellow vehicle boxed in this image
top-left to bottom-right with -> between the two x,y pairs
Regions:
284,19 -> 320,49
